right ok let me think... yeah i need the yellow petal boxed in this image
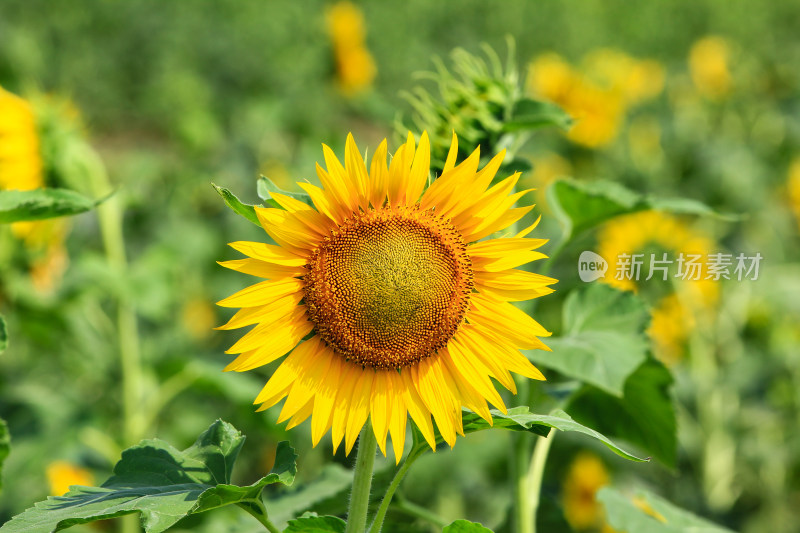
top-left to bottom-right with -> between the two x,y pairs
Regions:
217,277 -> 304,308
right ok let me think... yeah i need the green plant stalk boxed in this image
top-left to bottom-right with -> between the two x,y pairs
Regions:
368,446 -> 425,533
83,145 -> 143,533
240,505 -> 280,533
345,423 -> 378,533
511,233 -> 567,533
526,429 -> 556,533
391,497 -> 448,529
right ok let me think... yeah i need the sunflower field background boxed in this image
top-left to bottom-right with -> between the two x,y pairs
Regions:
1,1 -> 800,533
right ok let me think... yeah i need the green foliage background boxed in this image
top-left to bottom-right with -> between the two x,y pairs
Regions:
1,1 -> 799,532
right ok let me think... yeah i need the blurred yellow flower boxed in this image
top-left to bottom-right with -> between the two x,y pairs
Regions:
788,158 -> 800,230
689,36 -> 732,100
0,86 -> 44,192
529,50 -> 663,149
562,452 -> 611,530
0,87 -> 74,292
326,2 -> 376,95
46,461 -> 94,496
649,293 -> 694,365
597,211 -> 718,363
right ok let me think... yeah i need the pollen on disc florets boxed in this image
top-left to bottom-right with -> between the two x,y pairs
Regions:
303,204 -> 474,369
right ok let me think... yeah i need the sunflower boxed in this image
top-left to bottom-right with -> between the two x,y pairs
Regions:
0,86 -> 44,192
597,211 -> 717,364
218,132 -> 555,462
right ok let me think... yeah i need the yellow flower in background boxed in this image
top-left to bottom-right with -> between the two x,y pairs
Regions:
649,293 -> 695,366
0,86 -> 44,192
326,2 -> 376,95
46,461 -> 94,496
562,452 -> 611,530
529,50 -> 663,149
584,49 -> 665,105
0,87 -> 73,291
788,158 -> 800,231
689,36 -> 732,100
597,211 -> 718,363
218,132 -> 555,463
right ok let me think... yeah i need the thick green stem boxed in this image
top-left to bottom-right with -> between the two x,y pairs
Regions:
526,430 -> 556,533
345,424 -> 378,533
368,447 -> 424,533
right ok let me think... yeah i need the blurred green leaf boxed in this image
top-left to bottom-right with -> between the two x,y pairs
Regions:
442,519 -> 495,532
0,314 -> 6,354
546,179 -> 738,239
212,183 -> 261,226
504,98 -> 572,132
0,188 -> 99,223
256,176 -> 311,209
598,487 -> 735,533
284,513 -> 346,533
0,417 -> 9,493
568,359 -> 677,467
527,284 -> 650,396
0,420 -> 297,533
459,408 -> 647,461
268,464 -> 353,528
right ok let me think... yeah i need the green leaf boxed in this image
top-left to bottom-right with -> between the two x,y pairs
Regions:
0,314 -> 6,354
504,98 -> 572,132
527,284 -> 650,396
256,176 -> 311,209
546,178 -> 738,239
0,420 -> 297,533
0,188 -> 99,223
442,519 -> 495,532
568,359 -> 677,467
212,183 -> 261,226
0,418 -> 9,493
460,408 -> 647,462
284,514 -> 346,533
598,487 -> 735,533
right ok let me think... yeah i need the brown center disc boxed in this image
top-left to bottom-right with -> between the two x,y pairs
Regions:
303,205 -> 473,369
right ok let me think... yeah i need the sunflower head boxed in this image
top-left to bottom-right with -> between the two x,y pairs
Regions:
218,132 -> 555,462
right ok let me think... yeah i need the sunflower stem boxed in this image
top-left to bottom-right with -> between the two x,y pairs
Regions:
346,423 -> 378,533
368,446 -> 424,533
526,429 -> 556,533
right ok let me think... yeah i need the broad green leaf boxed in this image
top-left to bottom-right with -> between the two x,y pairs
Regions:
0,420 -> 297,533
459,408 -> 647,462
546,178 -> 737,239
504,98 -> 572,132
568,359 -> 677,467
0,188 -> 99,223
443,519 -> 494,532
212,183 -> 261,226
0,314 -> 6,354
256,176 -> 311,209
0,418 -> 9,492
527,284 -> 650,396
598,487 -> 735,533
284,513 -> 346,533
